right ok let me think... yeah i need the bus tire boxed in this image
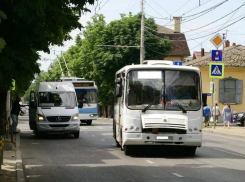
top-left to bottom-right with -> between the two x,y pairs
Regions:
124,145 -> 133,156
87,120 -> 92,125
185,146 -> 197,156
74,131 -> 80,138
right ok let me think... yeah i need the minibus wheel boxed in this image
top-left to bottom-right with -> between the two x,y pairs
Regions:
74,131 -> 80,138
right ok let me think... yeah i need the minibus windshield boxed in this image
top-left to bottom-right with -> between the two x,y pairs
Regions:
126,70 -> 201,111
39,92 -> 77,107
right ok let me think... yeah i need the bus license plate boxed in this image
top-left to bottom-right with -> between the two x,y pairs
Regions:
53,128 -> 65,131
156,136 -> 169,140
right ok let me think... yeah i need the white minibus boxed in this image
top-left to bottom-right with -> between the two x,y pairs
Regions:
29,82 -> 80,138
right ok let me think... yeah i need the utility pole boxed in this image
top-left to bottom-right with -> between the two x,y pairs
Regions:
140,0 -> 145,64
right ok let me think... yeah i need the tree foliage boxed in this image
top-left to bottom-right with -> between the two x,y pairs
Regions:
0,0 -> 95,116
43,13 -> 172,106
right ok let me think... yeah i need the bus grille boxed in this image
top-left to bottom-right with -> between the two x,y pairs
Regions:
144,123 -> 186,129
46,116 -> 71,122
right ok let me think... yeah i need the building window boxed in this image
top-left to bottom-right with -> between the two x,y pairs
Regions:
219,77 -> 243,104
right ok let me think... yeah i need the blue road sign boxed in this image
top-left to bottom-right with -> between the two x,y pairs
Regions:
173,61 -> 182,66
211,50 -> 222,61
206,93 -> 212,96
209,63 -> 224,78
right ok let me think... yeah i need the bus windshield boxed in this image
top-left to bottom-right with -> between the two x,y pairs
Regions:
126,70 -> 201,111
39,92 -> 76,107
75,89 -> 97,104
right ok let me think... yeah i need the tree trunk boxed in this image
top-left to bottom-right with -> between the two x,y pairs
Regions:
105,105 -> 108,118
0,90 -> 7,135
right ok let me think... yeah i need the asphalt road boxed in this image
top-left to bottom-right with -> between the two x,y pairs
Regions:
18,115 -> 245,182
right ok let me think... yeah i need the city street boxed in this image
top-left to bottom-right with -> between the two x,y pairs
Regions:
18,116 -> 245,182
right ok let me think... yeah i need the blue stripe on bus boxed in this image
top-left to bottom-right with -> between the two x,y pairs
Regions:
79,107 -> 98,114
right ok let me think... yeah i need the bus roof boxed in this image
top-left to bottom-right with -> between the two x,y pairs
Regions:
115,62 -> 200,75
38,82 -> 75,92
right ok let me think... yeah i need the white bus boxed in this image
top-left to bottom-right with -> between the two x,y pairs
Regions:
62,77 -> 98,125
113,61 -> 203,156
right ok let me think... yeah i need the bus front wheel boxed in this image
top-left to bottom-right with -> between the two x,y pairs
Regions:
87,120 -> 92,125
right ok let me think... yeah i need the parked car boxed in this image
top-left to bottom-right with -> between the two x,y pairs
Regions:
233,112 -> 245,126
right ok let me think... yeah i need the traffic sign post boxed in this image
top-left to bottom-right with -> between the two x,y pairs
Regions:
210,33 -> 225,129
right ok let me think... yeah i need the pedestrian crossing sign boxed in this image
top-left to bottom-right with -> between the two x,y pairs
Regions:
209,63 -> 224,78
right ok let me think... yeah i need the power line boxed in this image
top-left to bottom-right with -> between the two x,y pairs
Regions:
182,0 -> 212,16
182,0 -> 228,18
171,0 -> 192,16
183,4 -> 245,33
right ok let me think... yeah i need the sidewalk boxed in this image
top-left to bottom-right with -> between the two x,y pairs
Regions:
203,125 -> 245,139
0,133 -> 24,182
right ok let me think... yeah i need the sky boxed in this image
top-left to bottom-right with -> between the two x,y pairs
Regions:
38,0 -> 245,71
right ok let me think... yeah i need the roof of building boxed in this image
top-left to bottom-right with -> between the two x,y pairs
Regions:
192,51 -> 210,60
185,45 -> 245,67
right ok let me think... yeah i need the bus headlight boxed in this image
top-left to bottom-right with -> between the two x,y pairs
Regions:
72,113 -> 79,121
124,125 -> 141,133
38,114 -> 46,121
89,114 -> 97,117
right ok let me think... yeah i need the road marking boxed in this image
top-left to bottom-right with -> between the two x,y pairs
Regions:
96,127 -> 105,129
101,139 -> 105,141
27,175 -> 41,178
212,148 -> 245,158
204,132 -> 245,142
92,135 -> 95,137
146,160 -> 154,164
25,165 -> 43,169
81,127 -> 88,130
172,173 -> 183,177
31,143 -> 39,145
101,133 -> 113,136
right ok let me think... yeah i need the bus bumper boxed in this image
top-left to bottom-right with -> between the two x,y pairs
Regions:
122,132 -> 202,147
79,114 -> 98,121
36,122 -> 80,134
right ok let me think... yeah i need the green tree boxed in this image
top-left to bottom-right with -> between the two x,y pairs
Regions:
61,13 -> 172,109
0,0 -> 95,118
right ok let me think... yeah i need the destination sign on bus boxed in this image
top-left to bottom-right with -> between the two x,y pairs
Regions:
73,82 -> 94,87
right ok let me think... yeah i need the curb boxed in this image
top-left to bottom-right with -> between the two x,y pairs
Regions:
203,129 -> 245,140
16,133 -> 25,182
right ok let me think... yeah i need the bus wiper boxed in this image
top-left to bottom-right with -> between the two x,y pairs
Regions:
142,95 -> 161,113
164,94 -> 187,113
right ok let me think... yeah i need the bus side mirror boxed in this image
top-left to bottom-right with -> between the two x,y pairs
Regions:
116,84 -> 122,97
78,102 -> 83,108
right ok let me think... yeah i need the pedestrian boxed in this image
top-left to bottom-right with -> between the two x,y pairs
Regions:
222,102 -> 233,129
203,104 -> 211,127
11,96 -> 21,133
212,103 -> 221,127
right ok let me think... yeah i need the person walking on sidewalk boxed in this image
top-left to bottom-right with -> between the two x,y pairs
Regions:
222,102 -> 233,129
203,104 -> 211,127
11,96 -> 21,133
212,103 -> 221,128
